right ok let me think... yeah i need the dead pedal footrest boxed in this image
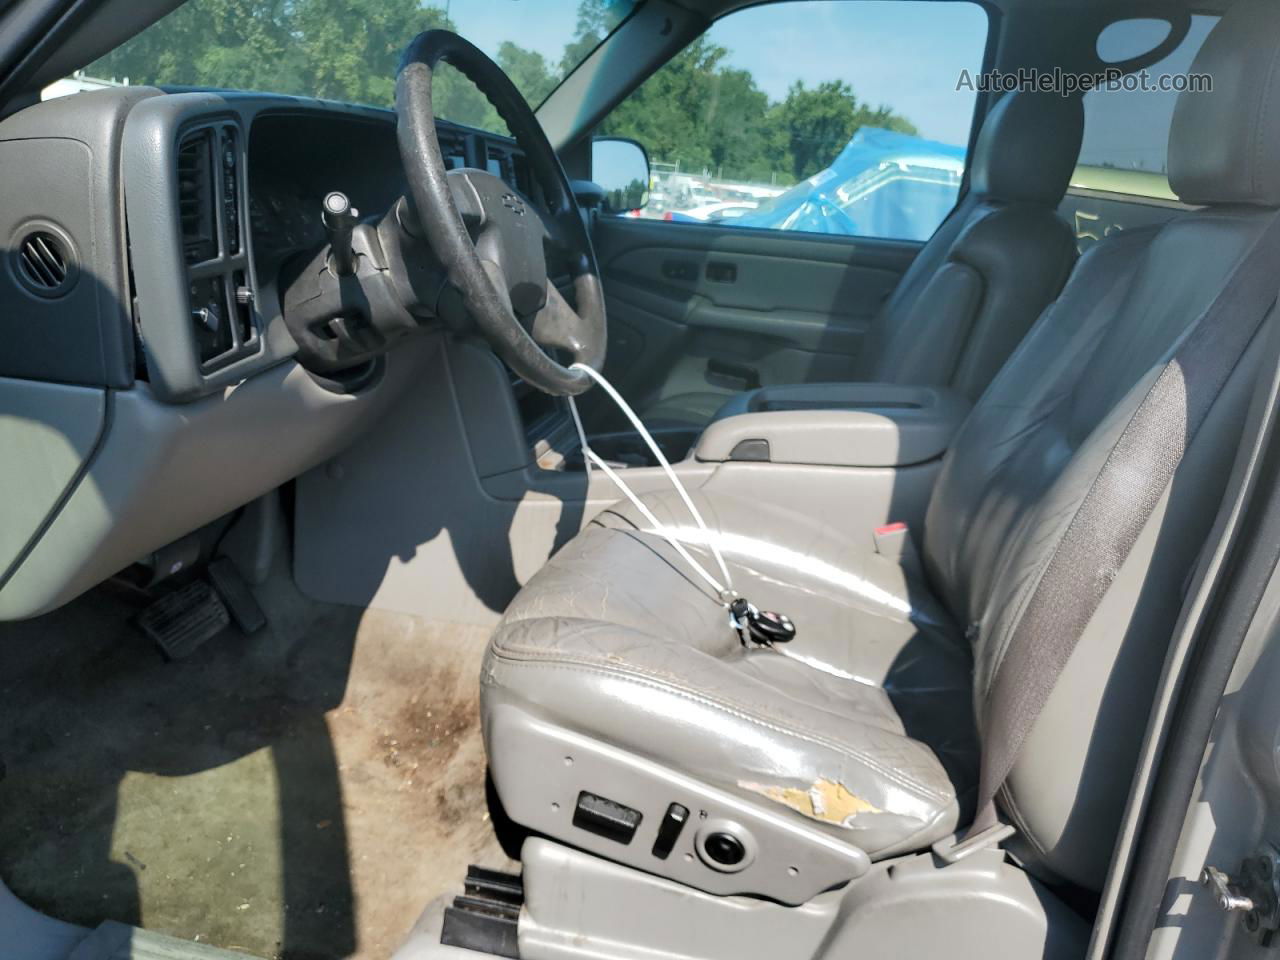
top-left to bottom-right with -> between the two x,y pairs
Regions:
441,865 -> 524,958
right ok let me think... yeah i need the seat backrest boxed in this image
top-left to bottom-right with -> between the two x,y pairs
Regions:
922,0 -> 1280,891
857,91 -> 1082,400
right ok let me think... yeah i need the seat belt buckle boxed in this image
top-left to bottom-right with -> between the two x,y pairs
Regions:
930,821 -> 1016,865
873,521 -> 923,580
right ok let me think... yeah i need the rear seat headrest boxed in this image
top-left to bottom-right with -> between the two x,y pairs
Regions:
1170,0 -> 1280,207
970,91 -> 1084,205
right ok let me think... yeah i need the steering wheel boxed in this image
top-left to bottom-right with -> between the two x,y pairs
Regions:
396,30 -> 606,396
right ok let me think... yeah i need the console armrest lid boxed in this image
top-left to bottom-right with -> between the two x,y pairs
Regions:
696,384 -> 970,468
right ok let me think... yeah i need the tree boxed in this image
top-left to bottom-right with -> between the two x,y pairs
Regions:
291,0 -> 450,106
599,36 -> 728,175
497,42 -> 557,107
91,0 -> 300,93
559,0 -> 623,72
768,80 -> 918,182
703,67 -> 771,180
88,0 -> 543,132
595,29 -> 917,185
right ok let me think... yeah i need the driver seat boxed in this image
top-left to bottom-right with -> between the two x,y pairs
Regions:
482,0 -> 1280,898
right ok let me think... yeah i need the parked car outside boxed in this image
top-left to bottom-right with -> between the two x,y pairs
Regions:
663,199 -> 759,222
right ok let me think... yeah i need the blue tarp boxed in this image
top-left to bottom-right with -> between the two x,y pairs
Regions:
729,127 -> 967,241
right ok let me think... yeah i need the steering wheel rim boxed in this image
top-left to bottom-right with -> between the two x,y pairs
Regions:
396,30 -> 606,396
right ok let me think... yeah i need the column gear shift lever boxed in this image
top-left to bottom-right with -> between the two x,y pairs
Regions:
322,190 -> 359,276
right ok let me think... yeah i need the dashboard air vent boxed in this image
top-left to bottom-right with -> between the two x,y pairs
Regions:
14,230 -> 74,297
177,130 -> 216,264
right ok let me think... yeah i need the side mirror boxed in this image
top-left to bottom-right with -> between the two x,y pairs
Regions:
591,137 -> 650,214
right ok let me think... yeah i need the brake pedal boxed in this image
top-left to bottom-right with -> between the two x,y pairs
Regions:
136,580 -> 230,661
441,865 -> 523,957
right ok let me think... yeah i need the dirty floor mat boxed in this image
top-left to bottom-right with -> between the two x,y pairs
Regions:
0,570 -> 514,960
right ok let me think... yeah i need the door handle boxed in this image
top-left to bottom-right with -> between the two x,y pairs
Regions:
706,261 -> 737,284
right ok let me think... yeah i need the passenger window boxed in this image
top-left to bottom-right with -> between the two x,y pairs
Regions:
597,0 -> 989,242
1063,14 -> 1218,250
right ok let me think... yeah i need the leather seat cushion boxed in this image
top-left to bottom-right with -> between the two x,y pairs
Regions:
484,489 -> 979,859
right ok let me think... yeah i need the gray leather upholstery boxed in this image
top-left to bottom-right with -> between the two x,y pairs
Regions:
968,89 -> 1084,204
486,491 -> 980,859
1168,0 -> 1280,207
925,212 -> 1267,888
641,91 -> 1082,429
483,0 -> 1280,894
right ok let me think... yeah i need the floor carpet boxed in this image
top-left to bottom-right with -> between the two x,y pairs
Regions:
0,565 -> 514,960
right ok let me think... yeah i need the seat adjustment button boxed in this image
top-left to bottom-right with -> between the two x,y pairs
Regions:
703,831 -> 746,865
572,791 -> 643,845
651,802 -> 690,860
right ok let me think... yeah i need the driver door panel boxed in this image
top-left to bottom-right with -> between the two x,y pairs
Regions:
591,216 -> 920,416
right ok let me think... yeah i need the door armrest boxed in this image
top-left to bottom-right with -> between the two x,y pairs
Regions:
696,384 -> 970,468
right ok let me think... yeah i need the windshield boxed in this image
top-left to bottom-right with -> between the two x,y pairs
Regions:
80,0 -> 635,133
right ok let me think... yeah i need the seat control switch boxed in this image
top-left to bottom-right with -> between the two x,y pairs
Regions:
573,791 -> 643,845
651,802 -> 690,860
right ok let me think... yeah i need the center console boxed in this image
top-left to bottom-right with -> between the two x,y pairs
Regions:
510,375 -> 972,554
523,380 -> 968,476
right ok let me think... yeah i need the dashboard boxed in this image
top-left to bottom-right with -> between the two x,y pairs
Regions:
248,111 -> 530,277
0,86 -> 532,401
155,93 -> 533,400
248,113 -> 411,275
0,87 -> 534,620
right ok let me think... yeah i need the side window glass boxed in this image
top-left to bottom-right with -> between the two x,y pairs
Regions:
1064,15 -> 1217,251
598,0 -> 989,241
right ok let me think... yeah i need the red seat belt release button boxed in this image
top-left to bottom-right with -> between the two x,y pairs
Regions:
873,522 -> 922,578
873,521 -> 910,558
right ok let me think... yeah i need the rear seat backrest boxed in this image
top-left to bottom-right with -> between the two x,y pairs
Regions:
922,0 -> 1280,889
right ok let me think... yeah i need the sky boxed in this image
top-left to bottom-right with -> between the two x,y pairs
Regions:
449,0 -> 990,146
709,1 -> 988,145
447,0 -> 587,70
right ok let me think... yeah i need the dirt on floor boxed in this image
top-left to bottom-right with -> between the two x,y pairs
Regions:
0,565 -> 516,960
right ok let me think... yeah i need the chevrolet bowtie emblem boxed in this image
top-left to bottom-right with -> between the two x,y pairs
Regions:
501,193 -> 526,215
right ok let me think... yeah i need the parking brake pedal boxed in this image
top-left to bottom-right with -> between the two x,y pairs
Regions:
441,865 -> 523,957
136,580 -> 230,661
